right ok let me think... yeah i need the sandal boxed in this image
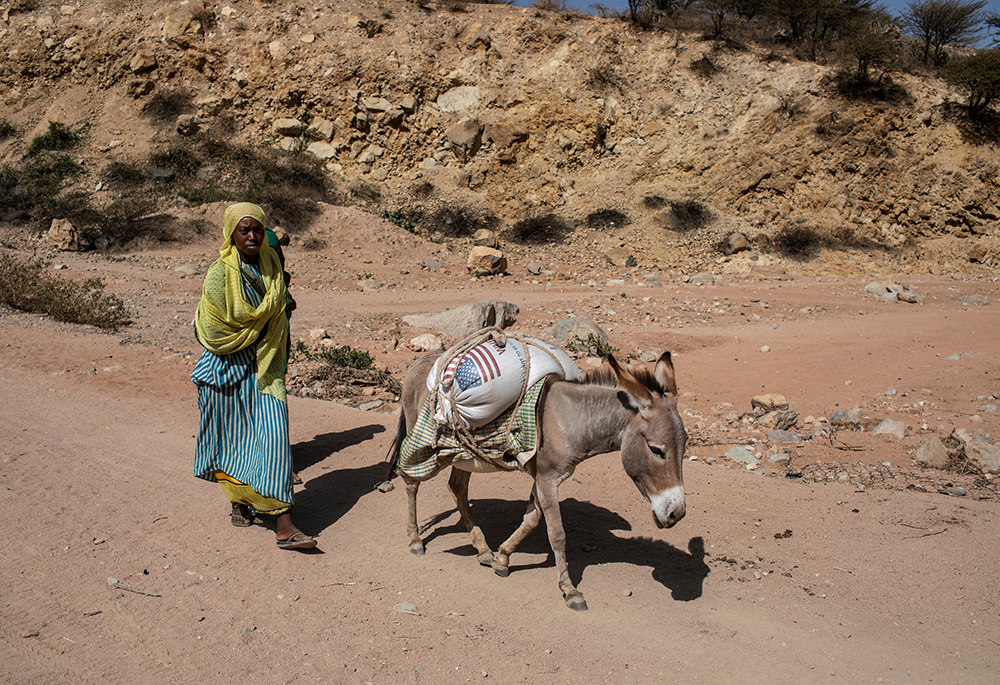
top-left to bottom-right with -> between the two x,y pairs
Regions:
292,471 -> 303,485
230,504 -> 255,527
276,531 -> 317,550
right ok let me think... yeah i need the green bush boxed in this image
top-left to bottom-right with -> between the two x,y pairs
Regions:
0,254 -> 132,330
381,209 -> 417,233
0,119 -> 16,139
149,146 -> 202,176
940,50 -> 1000,120
294,340 -> 375,369
566,333 -> 618,358
508,212 -> 572,243
25,121 -> 85,157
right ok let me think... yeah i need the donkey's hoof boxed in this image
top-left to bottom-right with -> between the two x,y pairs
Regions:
409,543 -> 425,556
477,551 -> 495,566
491,562 -> 510,578
566,596 -> 589,611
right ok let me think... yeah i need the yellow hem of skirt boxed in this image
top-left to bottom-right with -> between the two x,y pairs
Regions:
215,470 -> 292,515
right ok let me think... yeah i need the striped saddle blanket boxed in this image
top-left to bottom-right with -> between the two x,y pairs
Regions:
397,378 -> 547,481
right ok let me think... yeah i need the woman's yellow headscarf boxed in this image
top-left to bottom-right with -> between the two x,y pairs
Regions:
194,202 -> 289,401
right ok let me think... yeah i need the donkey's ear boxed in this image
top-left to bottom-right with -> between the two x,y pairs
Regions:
608,353 -> 653,412
653,351 -> 678,395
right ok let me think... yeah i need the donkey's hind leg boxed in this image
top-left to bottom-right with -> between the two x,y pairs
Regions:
447,467 -> 494,565
404,477 -> 425,555
492,483 -> 542,578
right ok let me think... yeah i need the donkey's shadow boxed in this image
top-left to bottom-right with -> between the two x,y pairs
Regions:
424,496 -> 709,602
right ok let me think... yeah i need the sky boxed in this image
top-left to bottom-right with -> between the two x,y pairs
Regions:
511,0 -> 1000,47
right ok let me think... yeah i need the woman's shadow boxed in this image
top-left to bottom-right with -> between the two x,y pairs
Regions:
290,425 -> 387,535
422,496 -> 709,602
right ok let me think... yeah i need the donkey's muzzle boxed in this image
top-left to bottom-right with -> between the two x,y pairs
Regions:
650,485 -> 686,529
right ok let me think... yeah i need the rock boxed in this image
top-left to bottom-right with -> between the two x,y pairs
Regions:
176,114 -> 202,136
915,436 -> 949,469
394,601 -> 419,614
47,218 -> 88,251
403,300 -> 519,338
362,97 -> 392,112
145,166 -> 174,182
437,86 -> 479,112
687,272 -> 716,286
725,446 -> 759,465
409,334 -> 445,352
830,408 -> 862,428
400,95 -> 418,113
307,328 -> 328,340
273,118 -> 305,137
358,400 -> 383,411
420,259 -> 443,271
548,317 -> 608,350
21,630 -> 40,638
955,294 -> 990,306
964,442 -> 1000,474
768,453 -> 791,464
947,487 -> 967,497
526,262 -> 542,276
605,248 -> 637,268
871,418 -> 906,440
163,2 -> 205,46
467,246 -> 506,275
471,229 -> 499,249
306,118 -> 335,142
268,40 -> 289,61
175,264 -> 199,276
721,231 -> 751,255
447,118 -> 482,162
751,394 -> 789,412
129,48 -> 157,74
306,141 -> 340,160
758,410 -> 798,430
357,278 -> 382,290
767,429 -> 802,443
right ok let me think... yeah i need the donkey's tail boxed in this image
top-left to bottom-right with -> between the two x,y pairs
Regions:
375,410 -> 407,493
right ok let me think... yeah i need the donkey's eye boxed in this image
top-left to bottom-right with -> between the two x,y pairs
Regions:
648,444 -> 666,459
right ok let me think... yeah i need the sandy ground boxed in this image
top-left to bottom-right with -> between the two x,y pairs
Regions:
2,206 -> 999,684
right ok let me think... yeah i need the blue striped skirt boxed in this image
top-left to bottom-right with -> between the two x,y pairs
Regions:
192,347 -> 293,507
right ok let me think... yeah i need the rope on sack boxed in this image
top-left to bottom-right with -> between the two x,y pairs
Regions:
430,326 -> 571,469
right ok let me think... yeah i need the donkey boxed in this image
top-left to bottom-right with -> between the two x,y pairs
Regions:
386,351 -> 687,611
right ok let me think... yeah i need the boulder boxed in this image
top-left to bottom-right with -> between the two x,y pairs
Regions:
915,436 -> 950,469
306,118 -> 335,142
447,118 -> 482,162
47,218 -> 88,251
467,246 -> 506,275
129,48 -> 157,74
605,248 -> 636,268
437,86 -> 479,112
548,317 -> 608,351
872,418 -> 906,440
176,114 -> 202,136
964,442 -> 1000,474
410,334 -> 445,352
471,229 -> 499,249
721,231 -> 751,255
273,118 -> 305,137
402,300 -> 519,339
751,394 -> 789,412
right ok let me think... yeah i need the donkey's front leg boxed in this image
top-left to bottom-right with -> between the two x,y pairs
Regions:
535,476 -> 588,611
447,468 -> 494,565
403,477 -> 425,555
492,483 -> 542,578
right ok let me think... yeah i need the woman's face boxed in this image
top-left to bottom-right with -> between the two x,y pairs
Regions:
231,217 -> 265,263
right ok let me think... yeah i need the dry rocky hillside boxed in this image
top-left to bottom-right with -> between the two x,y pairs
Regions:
1,0 -> 999,276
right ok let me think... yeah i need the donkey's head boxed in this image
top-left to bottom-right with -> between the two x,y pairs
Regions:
609,352 -> 687,529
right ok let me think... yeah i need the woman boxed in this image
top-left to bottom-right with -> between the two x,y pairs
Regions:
192,202 -> 316,550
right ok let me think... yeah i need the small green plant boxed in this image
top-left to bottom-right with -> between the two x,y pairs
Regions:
566,333 -> 618,358
294,340 -> 375,370
26,121 -> 86,157
381,209 -> 417,233
0,119 -> 16,139
0,254 -> 132,330
150,146 -> 202,176
349,179 -> 381,203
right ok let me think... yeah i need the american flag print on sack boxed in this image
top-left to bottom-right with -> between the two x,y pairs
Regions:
444,340 -> 511,392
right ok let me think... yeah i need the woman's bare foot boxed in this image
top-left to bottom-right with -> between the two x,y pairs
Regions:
275,512 -> 316,550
